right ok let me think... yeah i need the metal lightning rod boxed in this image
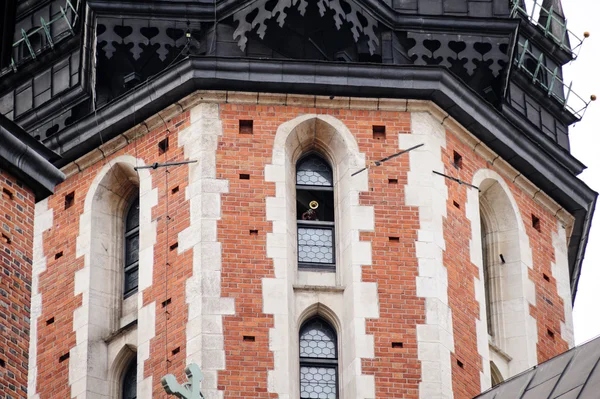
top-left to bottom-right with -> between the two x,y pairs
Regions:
351,143 -> 424,177
432,170 -> 480,191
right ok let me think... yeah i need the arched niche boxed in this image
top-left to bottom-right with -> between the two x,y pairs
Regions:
88,161 -> 140,331
473,169 -> 537,380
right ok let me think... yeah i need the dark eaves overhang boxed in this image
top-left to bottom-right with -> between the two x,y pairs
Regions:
43,56 -> 596,299
0,114 -> 65,201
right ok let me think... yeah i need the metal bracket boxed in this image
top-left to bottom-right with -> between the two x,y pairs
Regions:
351,143 -> 424,177
161,363 -> 205,399
432,170 -> 480,191
133,160 -> 197,171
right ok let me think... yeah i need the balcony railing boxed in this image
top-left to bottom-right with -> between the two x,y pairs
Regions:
514,40 -> 595,120
8,0 -> 81,72
510,0 -> 587,59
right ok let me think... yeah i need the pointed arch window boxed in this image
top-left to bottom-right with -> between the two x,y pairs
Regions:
296,154 -> 335,270
299,317 -> 338,398
124,197 -> 139,298
122,357 -> 137,399
481,217 -> 493,336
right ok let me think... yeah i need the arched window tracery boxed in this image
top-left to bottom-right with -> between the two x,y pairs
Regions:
299,317 -> 338,398
296,154 -> 335,270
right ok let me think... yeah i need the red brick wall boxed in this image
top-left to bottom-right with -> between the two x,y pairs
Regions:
0,170 -> 35,399
31,102 -> 570,398
217,104 -> 277,397
441,139 -> 484,398
357,113 -> 424,398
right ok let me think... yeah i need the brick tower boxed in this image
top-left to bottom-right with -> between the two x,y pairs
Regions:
0,0 -> 596,398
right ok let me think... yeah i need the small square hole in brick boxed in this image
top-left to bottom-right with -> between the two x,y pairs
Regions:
453,151 -> 463,169
457,360 -> 464,369
547,329 -> 555,339
388,178 -> 398,184
453,201 -> 460,209
239,120 -> 254,134
169,242 -> 178,251
239,173 -> 250,180
171,347 -> 181,355
55,251 -> 63,260
59,352 -> 70,362
243,335 -> 256,342
389,236 -> 400,242
2,188 -> 13,200
543,273 -> 550,282
391,342 -> 403,349
250,229 -> 259,236
162,298 -> 172,308
1,233 -> 10,245
171,186 -> 179,195
46,317 -> 55,325
64,192 -> 75,209
372,125 -> 386,140
158,137 -> 169,155
532,215 -> 541,232
0,359 -> 5,368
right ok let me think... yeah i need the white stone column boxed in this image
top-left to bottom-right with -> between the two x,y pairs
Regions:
179,103 -> 233,399
403,112 -> 454,399
28,199 -> 53,399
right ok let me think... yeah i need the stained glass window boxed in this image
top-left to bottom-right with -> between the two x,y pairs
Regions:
124,197 -> 139,298
300,318 -> 338,398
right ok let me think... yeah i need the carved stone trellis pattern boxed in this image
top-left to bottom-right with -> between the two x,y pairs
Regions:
407,32 -> 510,77
97,18 -> 197,61
233,0 -> 379,54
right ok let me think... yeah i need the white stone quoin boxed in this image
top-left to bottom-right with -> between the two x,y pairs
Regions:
404,111 -> 455,399
28,199 -> 53,399
179,103 -> 233,399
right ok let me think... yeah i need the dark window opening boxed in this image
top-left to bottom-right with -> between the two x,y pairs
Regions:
124,197 -> 139,298
296,154 -> 335,271
122,357 -> 137,399
299,317 -> 338,398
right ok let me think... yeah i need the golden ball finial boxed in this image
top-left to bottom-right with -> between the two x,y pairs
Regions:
591,95 -> 597,101
584,31 -> 591,38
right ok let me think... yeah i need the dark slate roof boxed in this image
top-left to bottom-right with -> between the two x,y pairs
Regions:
475,336 -> 600,399
0,114 -> 64,201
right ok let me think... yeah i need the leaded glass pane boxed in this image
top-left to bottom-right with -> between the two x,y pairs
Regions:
122,359 -> 137,399
300,366 -> 336,398
126,198 -> 139,231
300,319 -> 337,359
298,227 -> 333,264
297,156 -> 333,187
124,268 -> 138,294
125,235 -> 139,266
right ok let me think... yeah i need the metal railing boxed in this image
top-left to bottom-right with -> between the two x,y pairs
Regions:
8,0 -> 81,71
514,40 -> 595,120
510,0 -> 587,59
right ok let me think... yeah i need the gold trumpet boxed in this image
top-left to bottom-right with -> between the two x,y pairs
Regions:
309,200 -> 319,210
